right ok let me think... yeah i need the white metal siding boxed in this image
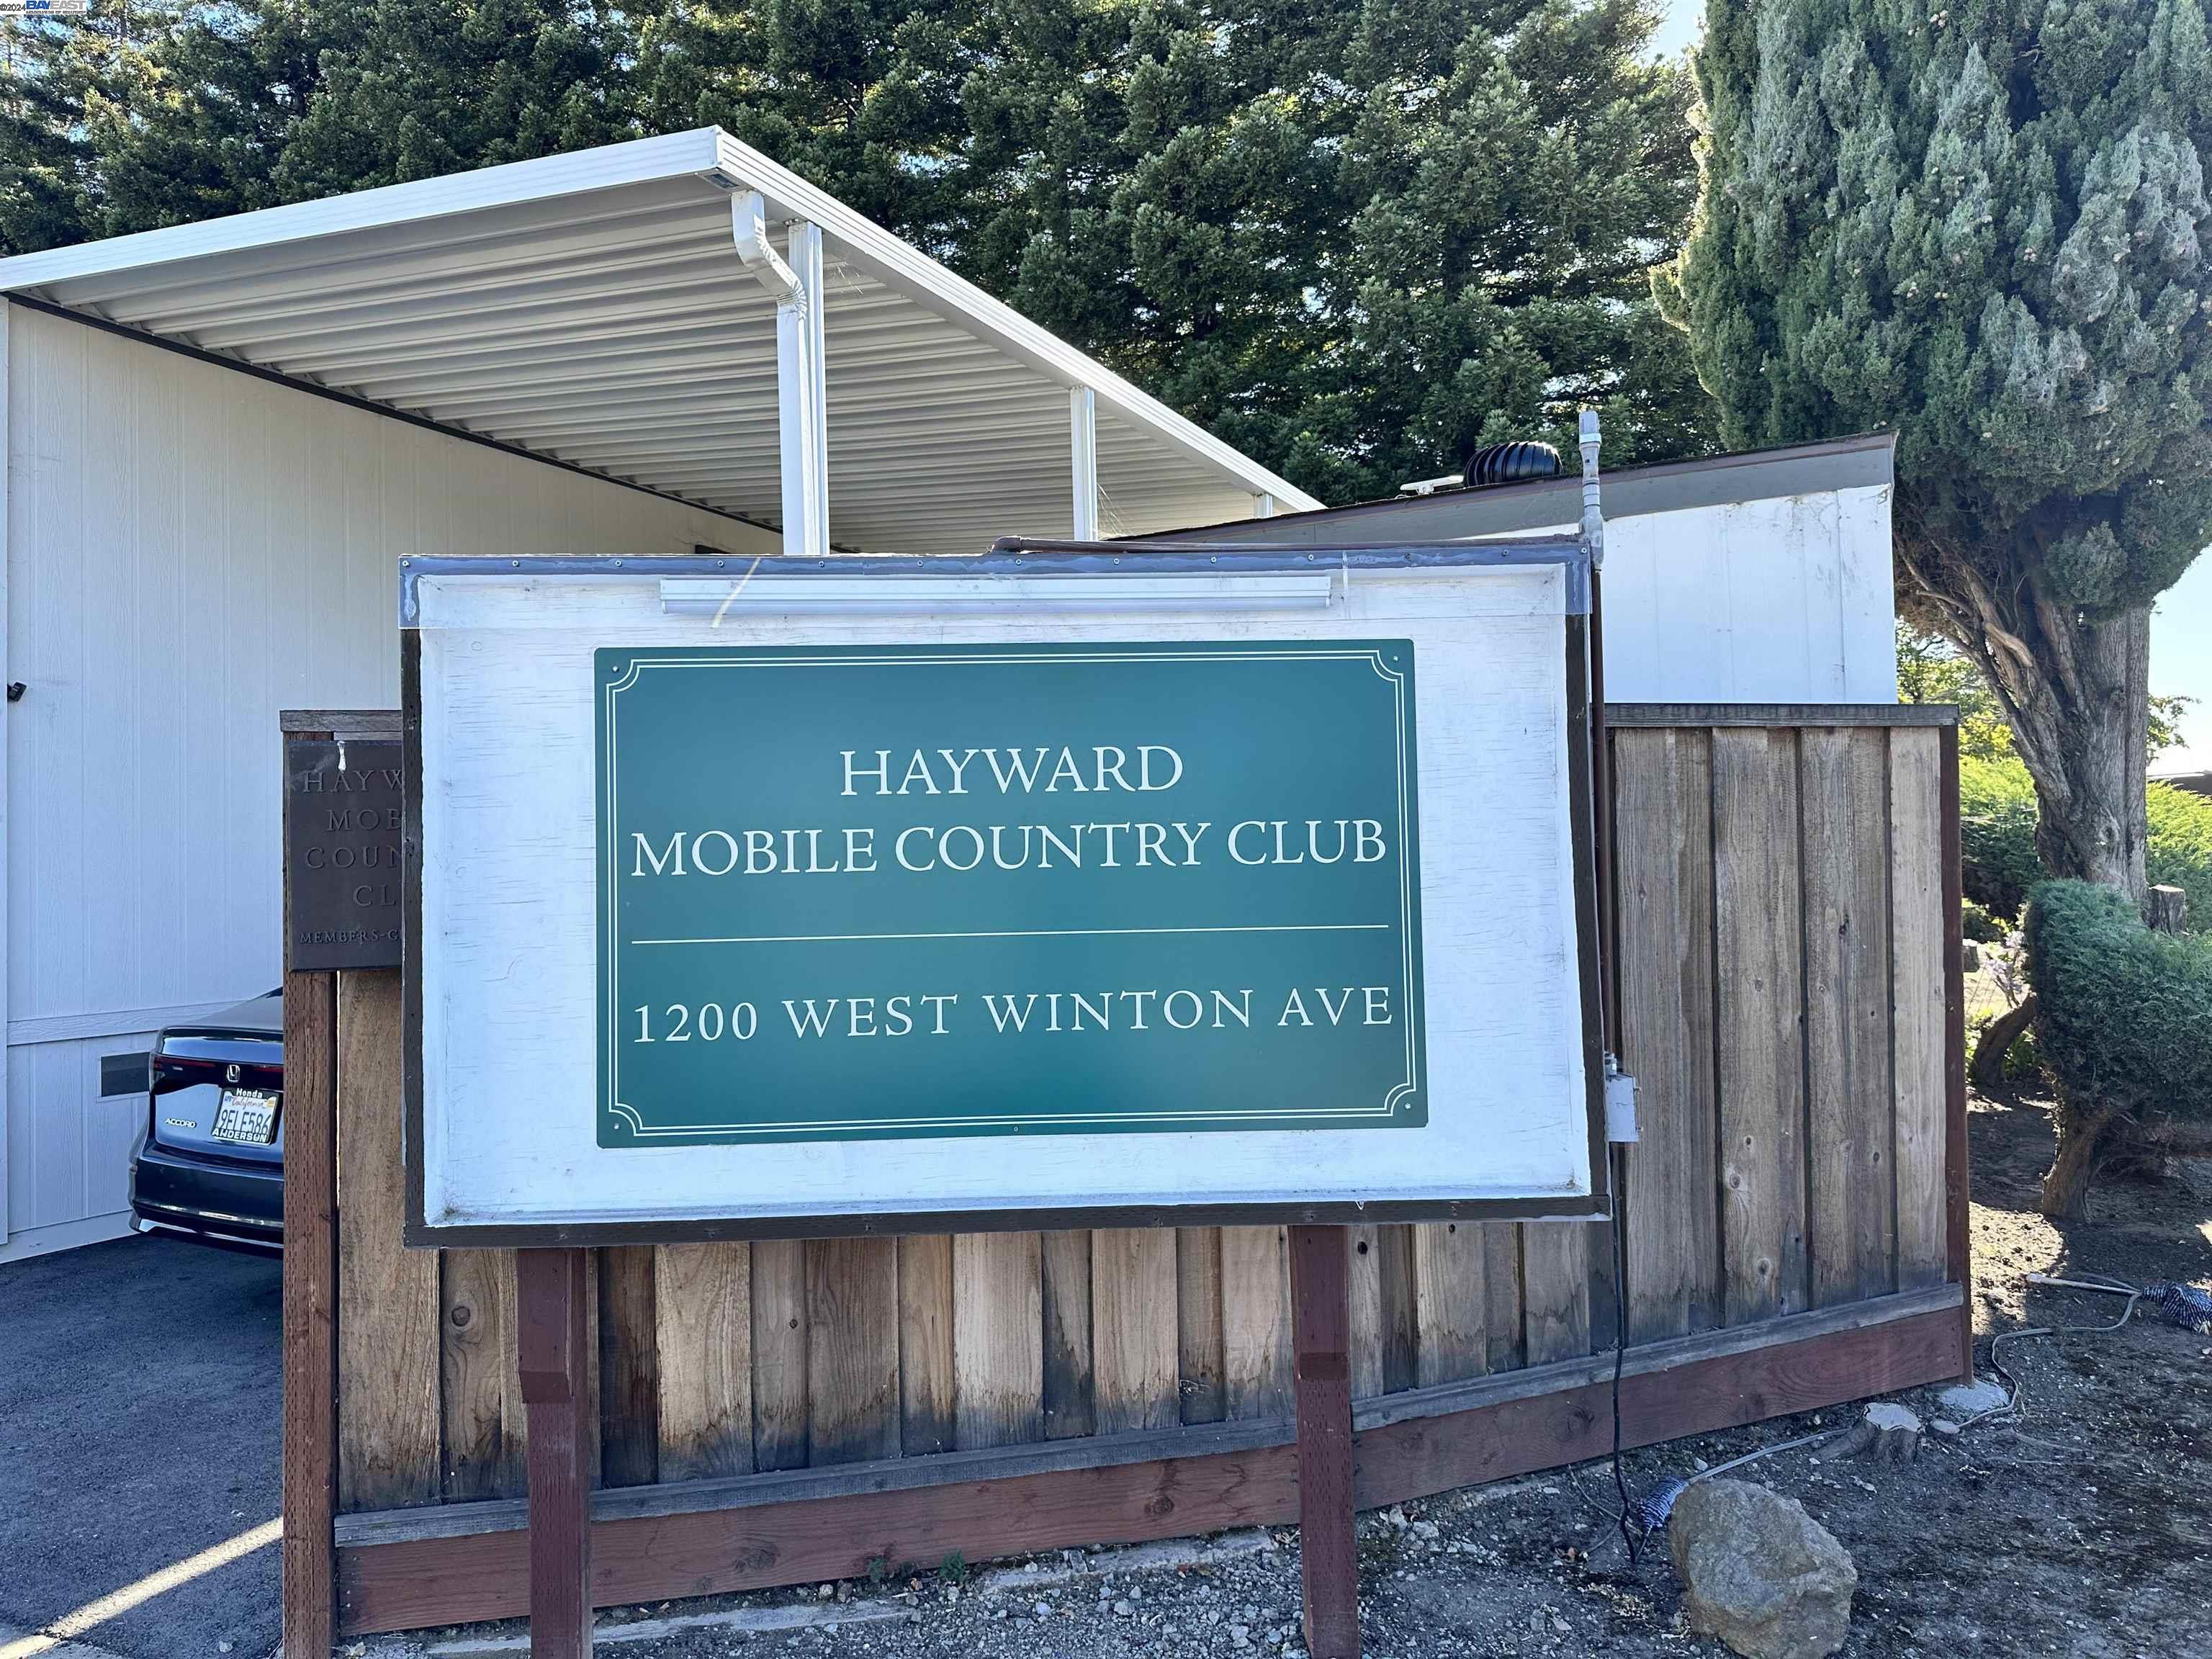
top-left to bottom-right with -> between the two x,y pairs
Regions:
1521,487 -> 1898,703
1,303 -> 776,1259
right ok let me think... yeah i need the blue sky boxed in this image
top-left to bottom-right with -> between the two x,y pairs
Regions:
1648,0 -> 2211,770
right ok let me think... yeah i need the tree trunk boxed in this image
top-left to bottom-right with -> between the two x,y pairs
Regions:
1995,601 -> 2148,899
2019,607 -> 2149,899
1898,536 -> 2150,903
1969,994 -> 2036,1094
2039,1101 -> 2119,1222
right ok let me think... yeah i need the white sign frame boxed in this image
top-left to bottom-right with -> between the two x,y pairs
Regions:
400,544 -> 1607,1246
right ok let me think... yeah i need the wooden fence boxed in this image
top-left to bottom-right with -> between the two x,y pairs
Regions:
283,703 -> 1968,1646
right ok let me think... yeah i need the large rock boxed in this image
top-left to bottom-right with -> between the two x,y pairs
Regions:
1668,1479 -> 1856,1659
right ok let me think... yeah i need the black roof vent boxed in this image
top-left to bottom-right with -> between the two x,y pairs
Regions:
1462,440 -> 1561,487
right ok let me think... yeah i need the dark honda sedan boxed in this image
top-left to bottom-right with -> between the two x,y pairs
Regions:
130,992 -> 284,1254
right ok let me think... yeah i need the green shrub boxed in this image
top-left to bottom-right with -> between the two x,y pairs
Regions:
2146,781 -> 2212,930
1960,759 -> 2212,930
2023,881 -> 2212,1135
1960,756 -> 2041,919
1961,899 -> 2007,944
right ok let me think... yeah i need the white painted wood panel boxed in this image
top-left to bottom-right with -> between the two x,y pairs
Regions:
0,1030 -> 148,1262
1511,485 -> 1897,703
2,302 -> 780,1246
414,565 -> 1593,1231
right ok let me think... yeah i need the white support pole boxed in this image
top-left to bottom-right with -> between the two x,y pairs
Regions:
778,221 -> 828,560
1069,387 -> 1099,541
1253,493 -> 1277,519
1578,408 -> 1604,569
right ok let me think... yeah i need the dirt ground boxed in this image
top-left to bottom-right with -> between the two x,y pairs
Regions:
363,1084 -> 2212,1659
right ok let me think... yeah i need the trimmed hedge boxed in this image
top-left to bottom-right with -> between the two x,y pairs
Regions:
1960,755 -> 2212,928
1959,756 -> 2041,918
2149,781 -> 2212,927
2023,880 -> 2212,1131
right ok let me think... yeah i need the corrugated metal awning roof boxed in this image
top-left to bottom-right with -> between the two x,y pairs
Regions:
0,128 -> 1317,555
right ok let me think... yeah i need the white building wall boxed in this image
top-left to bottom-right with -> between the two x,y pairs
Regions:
1,302 -> 776,1260
1521,485 -> 1899,704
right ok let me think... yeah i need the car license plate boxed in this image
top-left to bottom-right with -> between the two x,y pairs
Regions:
212,1088 -> 279,1146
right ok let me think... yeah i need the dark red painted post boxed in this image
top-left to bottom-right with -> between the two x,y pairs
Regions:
517,1247 -> 593,1658
1289,1223 -> 1359,1658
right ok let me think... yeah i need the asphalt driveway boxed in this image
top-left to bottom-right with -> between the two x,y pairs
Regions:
0,1233 -> 280,1658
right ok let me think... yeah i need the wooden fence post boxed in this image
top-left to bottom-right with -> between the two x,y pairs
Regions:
279,970 -> 338,1658
518,1248 -> 594,1658
1290,1224 -> 1359,1659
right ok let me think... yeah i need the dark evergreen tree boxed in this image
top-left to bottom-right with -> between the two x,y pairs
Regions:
1657,0 -> 2212,909
3,0 -> 1716,500
272,0 -> 632,197
0,4 -> 174,250
89,2 -> 329,230
956,0 -> 1712,498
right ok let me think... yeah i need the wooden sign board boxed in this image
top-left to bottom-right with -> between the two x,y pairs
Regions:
284,736 -> 405,971
401,545 -> 1604,1245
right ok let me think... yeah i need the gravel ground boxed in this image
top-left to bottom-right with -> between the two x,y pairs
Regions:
362,1083 -> 2212,1659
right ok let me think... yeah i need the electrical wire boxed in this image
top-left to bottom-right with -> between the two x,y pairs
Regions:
1961,1273 -> 2148,1432
1580,1268 -> 2174,1557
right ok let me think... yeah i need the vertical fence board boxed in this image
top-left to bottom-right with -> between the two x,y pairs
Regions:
1482,1225 -> 1526,1373
805,1238 -> 901,1465
1377,1224 -> 1419,1394
279,969 -> 336,1658
336,971 -> 439,1511
1092,1228 -> 1179,1433
1520,1223 -> 1591,1365
1802,727 -> 1898,1306
953,1233 -> 1043,1449
1413,1222 -> 1486,1385
582,1253 -> 603,1488
654,1242 -> 752,1481
440,1249 -> 524,1500
750,1239 -> 809,1471
1040,1230 -> 1095,1440
1177,1227 -> 1227,1425
1220,1225 -> 1291,1421
1614,728 -> 1721,1343
1890,728 -> 1949,1291
897,1235 -> 957,1457
1712,729 -> 1809,1323
1346,1226 -> 1384,1398
597,1247 -> 657,1488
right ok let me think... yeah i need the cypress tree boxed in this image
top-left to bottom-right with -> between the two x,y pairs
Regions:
1657,0 -> 2212,901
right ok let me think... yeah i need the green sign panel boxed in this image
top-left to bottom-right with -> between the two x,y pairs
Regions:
596,641 -> 1426,1146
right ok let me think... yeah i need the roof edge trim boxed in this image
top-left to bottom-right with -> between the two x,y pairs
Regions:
0,128 -> 727,292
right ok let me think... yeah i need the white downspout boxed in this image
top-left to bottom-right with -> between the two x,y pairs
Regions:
733,193 -> 828,559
